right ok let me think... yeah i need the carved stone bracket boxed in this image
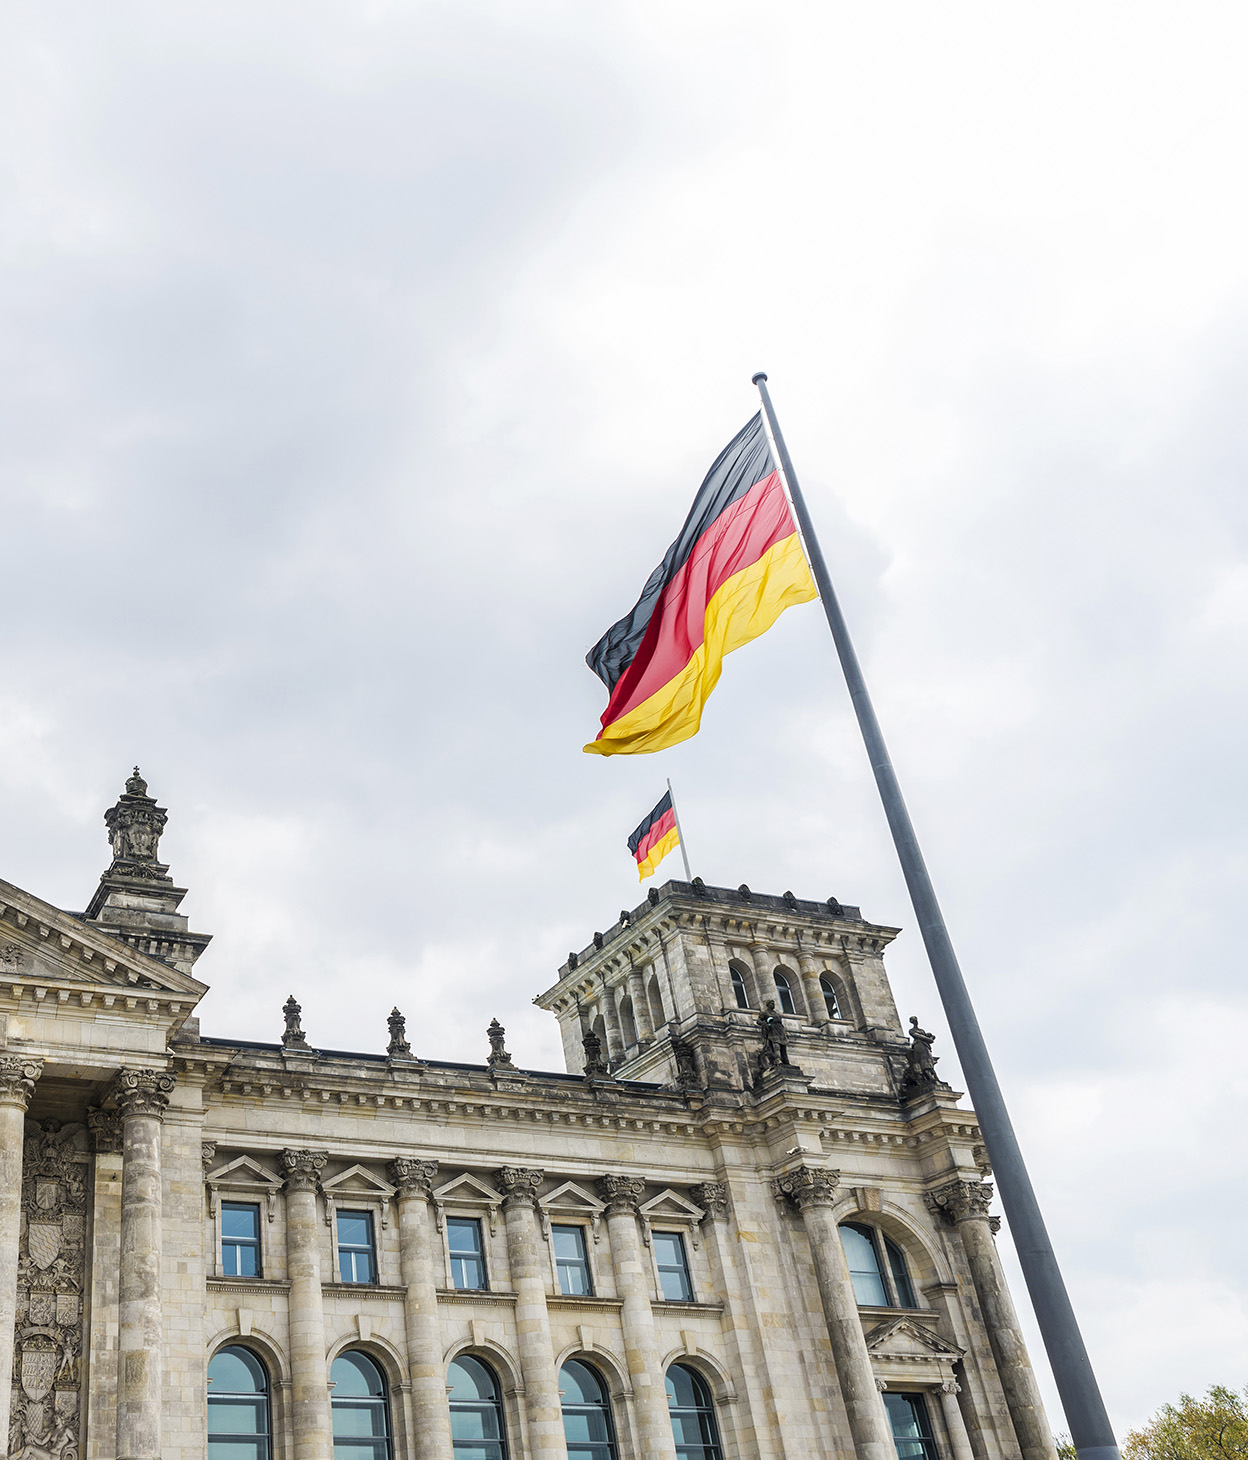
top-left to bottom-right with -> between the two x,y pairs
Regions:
941,1379 -> 962,1396
0,1056 -> 42,1111
925,1178 -> 994,1225
280,1148 -> 328,1192
389,1158 -> 439,1199
201,1140 -> 218,1171
86,1109 -> 122,1155
690,1181 -> 729,1221
109,1068 -> 176,1121
497,1167 -> 544,1209
596,1174 -> 645,1217
772,1164 -> 840,1212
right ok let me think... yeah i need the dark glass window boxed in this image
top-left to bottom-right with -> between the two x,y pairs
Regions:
653,1230 -> 693,1301
553,1225 -> 593,1296
331,1351 -> 393,1459
820,974 -> 842,1019
561,1358 -> 618,1460
773,970 -> 797,1015
730,968 -> 749,1009
885,1392 -> 938,1460
337,1210 -> 377,1285
208,1345 -> 272,1460
448,1354 -> 508,1459
448,1217 -> 487,1290
839,1222 -> 918,1308
222,1202 -> 261,1277
666,1364 -> 723,1460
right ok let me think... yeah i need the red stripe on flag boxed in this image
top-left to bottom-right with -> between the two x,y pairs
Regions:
632,807 -> 678,865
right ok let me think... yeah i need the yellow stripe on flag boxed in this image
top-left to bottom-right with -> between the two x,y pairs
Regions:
637,826 -> 680,880
584,531 -> 815,757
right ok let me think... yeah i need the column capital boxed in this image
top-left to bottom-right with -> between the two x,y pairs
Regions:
87,1107 -> 123,1153
0,1056 -> 41,1111
202,1140 -> 218,1171
926,1177 -> 994,1225
109,1067 -> 175,1120
497,1166 -> 543,1208
941,1379 -> 962,1395
597,1173 -> 644,1216
389,1157 -> 438,1198
772,1163 -> 840,1211
690,1181 -> 729,1220
281,1148 -> 328,1192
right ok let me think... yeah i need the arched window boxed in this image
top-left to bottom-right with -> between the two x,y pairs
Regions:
773,969 -> 797,1015
819,974 -> 841,1020
619,996 -> 638,1047
730,967 -> 750,1009
208,1345 -> 272,1460
448,1354 -> 509,1459
839,1222 -> 917,1308
331,1351 -> 393,1458
666,1364 -> 723,1460
647,974 -> 667,1029
560,1358 -> 618,1460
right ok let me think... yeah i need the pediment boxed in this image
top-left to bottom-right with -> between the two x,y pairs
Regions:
539,1181 -> 604,1214
865,1318 -> 964,1361
206,1155 -> 283,1189
433,1173 -> 502,1207
323,1164 -> 396,1200
639,1189 -> 705,1222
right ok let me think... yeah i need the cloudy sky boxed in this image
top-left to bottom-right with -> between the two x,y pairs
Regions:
4,0 -> 1247,1434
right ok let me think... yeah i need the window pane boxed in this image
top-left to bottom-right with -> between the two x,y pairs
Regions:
885,1237 -> 917,1308
885,1393 -> 937,1460
208,1346 -> 271,1460
337,1212 -> 373,1247
333,1403 -> 389,1437
773,971 -> 797,1014
222,1204 -> 261,1240
665,1365 -> 722,1460
448,1218 -> 483,1253
654,1231 -> 693,1301
208,1346 -> 268,1395
208,1443 -> 268,1460
731,969 -> 749,1008
839,1224 -> 889,1306
552,1227 -> 586,1260
820,976 -> 840,1019
449,1357 -> 508,1459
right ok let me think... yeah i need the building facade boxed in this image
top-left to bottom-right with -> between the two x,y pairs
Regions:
0,772 -> 1056,1460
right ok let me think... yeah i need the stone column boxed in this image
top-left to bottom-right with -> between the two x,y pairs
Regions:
112,1067 -> 175,1460
749,943 -> 776,1011
600,987 -> 624,1062
628,968 -> 653,1043
772,1165 -> 894,1460
927,1180 -> 1056,1460
282,1148 -> 333,1460
497,1167 -> 565,1460
798,954 -> 829,1023
390,1158 -> 453,1460
598,1175 -> 678,1460
0,1056 -> 40,1448
938,1379 -> 976,1460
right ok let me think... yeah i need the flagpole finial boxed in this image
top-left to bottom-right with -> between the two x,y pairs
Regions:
751,371 -> 768,384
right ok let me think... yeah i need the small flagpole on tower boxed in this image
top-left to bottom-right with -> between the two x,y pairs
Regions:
752,371 -> 1119,1460
666,778 -> 694,882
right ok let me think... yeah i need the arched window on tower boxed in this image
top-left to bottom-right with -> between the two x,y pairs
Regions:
647,974 -> 667,1029
208,1346 -> 272,1460
619,996 -> 637,1047
665,1364 -> 724,1460
773,969 -> 797,1015
819,974 -> 841,1020
330,1351 -> 393,1459
730,966 -> 750,1009
560,1358 -> 618,1460
838,1222 -> 917,1308
448,1354 -> 509,1459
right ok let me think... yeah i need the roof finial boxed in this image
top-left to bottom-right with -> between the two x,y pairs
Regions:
125,766 -> 149,798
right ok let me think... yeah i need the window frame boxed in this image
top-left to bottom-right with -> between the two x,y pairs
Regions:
207,1343 -> 273,1460
884,1391 -> 939,1460
772,968 -> 798,1015
652,1229 -> 694,1302
220,1200 -> 263,1278
665,1362 -> 724,1460
446,1215 -> 489,1292
448,1352 -> 510,1460
730,967 -> 750,1009
819,973 -> 843,1021
551,1223 -> 594,1296
839,1221 -> 919,1309
559,1356 -> 619,1460
335,1208 -> 379,1286
330,1348 -> 394,1459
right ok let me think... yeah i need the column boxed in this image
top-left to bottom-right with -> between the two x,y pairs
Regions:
390,1158 -> 453,1460
598,1175 -> 678,1460
497,1167 -> 565,1460
798,954 -> 829,1024
772,1165 -> 895,1460
927,1180 -> 1056,1460
939,1379 -> 977,1460
0,1057 -> 40,1448
112,1067 -> 175,1460
628,968 -> 653,1043
749,943 -> 775,1010
600,987 -> 624,1063
282,1148 -> 333,1460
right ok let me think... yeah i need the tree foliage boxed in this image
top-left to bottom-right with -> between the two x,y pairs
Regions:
1124,1386 -> 1248,1460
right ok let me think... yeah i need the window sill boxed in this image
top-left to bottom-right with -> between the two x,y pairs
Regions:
547,1294 -> 624,1312
653,1298 -> 725,1314
436,1288 -> 518,1305
857,1305 -> 939,1323
322,1282 -> 407,1299
207,1276 -> 290,1293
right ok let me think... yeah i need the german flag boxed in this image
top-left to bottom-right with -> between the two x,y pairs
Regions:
628,791 -> 679,880
584,414 -> 816,756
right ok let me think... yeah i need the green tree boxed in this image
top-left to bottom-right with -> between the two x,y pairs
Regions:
1124,1385 -> 1248,1460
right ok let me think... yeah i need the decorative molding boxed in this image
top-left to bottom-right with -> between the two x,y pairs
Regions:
925,1178 -> 994,1225
86,1108 -> 121,1155
497,1167 -> 544,1209
280,1148 -> 328,1192
206,1154 -> 285,1222
0,1056 -> 42,1111
771,1164 -> 840,1211
109,1067 -> 176,1121
690,1182 -> 729,1221
389,1158 -> 438,1199
538,1180 -> 606,1244
201,1140 -> 217,1171
321,1163 -> 396,1229
596,1174 -> 644,1217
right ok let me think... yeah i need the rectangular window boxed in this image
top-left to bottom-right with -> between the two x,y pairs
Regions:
885,1393 -> 938,1460
336,1210 -> 377,1284
653,1230 -> 693,1301
447,1217 -> 487,1290
221,1202 -> 261,1277
552,1225 -> 593,1296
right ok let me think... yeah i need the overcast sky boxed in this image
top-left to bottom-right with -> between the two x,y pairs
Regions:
4,0 -> 1246,1434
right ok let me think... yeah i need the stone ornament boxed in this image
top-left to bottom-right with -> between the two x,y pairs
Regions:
201,1140 -> 218,1171
926,1178 -> 995,1225
581,1023 -> 609,1079
86,1109 -> 122,1155
281,995 -> 310,1050
497,1167 -> 544,1208
941,1379 -> 962,1395
102,768 -> 171,881
690,1181 -> 729,1220
386,1008 -> 413,1059
0,1056 -> 42,1111
772,1164 -> 841,1211
900,1016 -> 945,1097
597,1174 -> 645,1216
109,1068 -> 176,1121
280,1149 -> 328,1192
486,1019 -> 513,1068
0,943 -> 22,972
388,1158 -> 439,1199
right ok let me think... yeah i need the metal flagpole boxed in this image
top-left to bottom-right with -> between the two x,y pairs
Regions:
666,778 -> 694,881
752,372 -> 1119,1460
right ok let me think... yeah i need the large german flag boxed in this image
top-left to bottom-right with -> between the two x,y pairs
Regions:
628,791 -> 679,880
584,414 -> 816,756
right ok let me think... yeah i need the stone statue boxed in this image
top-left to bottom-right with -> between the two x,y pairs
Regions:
900,1015 -> 940,1094
487,1019 -> 513,1068
756,999 -> 790,1072
386,1008 -> 413,1059
102,769 -> 168,874
281,996 -> 309,1050
671,1035 -> 700,1090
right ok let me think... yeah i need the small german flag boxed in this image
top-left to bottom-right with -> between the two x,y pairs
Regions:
628,791 -> 680,880
584,413 -> 816,755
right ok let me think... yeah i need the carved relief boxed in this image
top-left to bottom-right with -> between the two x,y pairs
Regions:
280,1150 -> 327,1192
926,1178 -> 995,1225
772,1164 -> 840,1211
497,1168 -> 544,1209
11,1119 -> 89,1459
596,1174 -> 644,1216
690,1181 -> 729,1220
388,1159 -> 438,1199
107,1069 -> 175,1122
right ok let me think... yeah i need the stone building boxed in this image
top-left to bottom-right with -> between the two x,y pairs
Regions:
0,771 -> 1056,1460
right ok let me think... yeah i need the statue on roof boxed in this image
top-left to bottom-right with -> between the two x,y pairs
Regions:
103,767 -> 169,877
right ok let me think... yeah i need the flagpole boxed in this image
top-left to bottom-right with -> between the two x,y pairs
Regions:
666,778 -> 694,881
752,372 -> 1119,1460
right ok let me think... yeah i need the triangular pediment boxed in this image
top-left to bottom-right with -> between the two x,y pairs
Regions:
323,1164 -> 396,1199
0,877 -> 208,1001
433,1173 -> 502,1206
640,1188 -> 705,1222
539,1181 -> 604,1214
865,1318 -> 964,1360
206,1155 -> 283,1189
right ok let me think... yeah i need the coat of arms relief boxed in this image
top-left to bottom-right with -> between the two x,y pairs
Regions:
10,1120 -> 88,1460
